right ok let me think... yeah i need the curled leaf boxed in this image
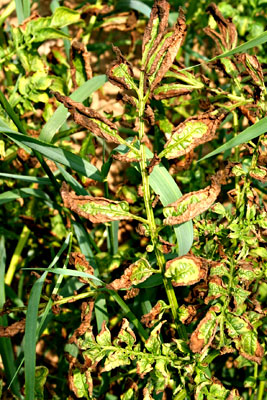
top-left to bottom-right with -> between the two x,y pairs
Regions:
107,45 -> 137,91
107,258 -> 153,290
189,306 -> 220,353
249,166 -> 267,182
141,1 -> 187,90
204,3 -> 237,52
159,111 -> 226,160
53,91 -> 122,144
61,182 -> 133,223
141,300 -> 168,328
165,255 -> 208,286
235,331 -> 264,364
163,177 -> 221,225
101,11 -> 137,32
69,252 -> 94,284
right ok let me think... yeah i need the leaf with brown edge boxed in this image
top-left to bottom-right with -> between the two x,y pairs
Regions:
141,0 -> 170,68
61,182 -> 133,223
141,300 -> 168,328
234,331 -> 264,364
53,91 -> 122,144
163,177 -> 221,225
107,45 -> 137,91
189,306 -> 220,353
165,255 -> 208,287
106,258 -> 153,290
146,8 -> 187,91
101,11 -> 137,32
113,137 -> 141,163
159,111 -> 226,160
69,252 -> 94,284
249,166 -> 267,182
204,3 -> 237,52
0,319 -> 25,337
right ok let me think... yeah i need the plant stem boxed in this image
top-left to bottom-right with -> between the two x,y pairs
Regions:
137,72 -> 186,339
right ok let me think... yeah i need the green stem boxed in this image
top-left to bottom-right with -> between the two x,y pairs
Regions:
137,72 -> 186,339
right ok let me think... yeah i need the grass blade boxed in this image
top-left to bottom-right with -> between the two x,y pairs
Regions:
149,163 -> 194,256
0,237 -> 22,399
22,0 -> 30,19
115,0 -> 151,17
24,235 -> 71,400
39,75 -> 108,143
200,117 -> 267,161
14,0 -> 24,24
0,173 -> 50,185
213,31 -> 267,60
2,130 -> 102,181
55,163 -> 88,195
0,188 -> 52,206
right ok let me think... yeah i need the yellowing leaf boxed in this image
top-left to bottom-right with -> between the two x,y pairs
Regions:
159,112 -> 226,160
163,178 -> 221,225
61,182 -> 133,223
165,255 -> 208,286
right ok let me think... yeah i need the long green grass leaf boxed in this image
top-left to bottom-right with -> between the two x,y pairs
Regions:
0,90 -> 27,135
22,0 -> 30,19
116,0 -> 151,17
148,161 -> 194,256
0,173 -> 51,185
14,0 -> 24,24
2,130 -> 102,181
24,235 -> 71,400
213,31 -> 267,60
0,188 -> 52,206
200,117 -> 267,161
55,163 -> 88,195
0,237 -> 22,399
40,75 -> 108,143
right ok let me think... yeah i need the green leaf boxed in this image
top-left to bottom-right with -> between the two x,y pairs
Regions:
149,161 -> 193,256
165,255 -> 206,286
72,369 -> 90,399
104,352 -> 131,371
96,322 -> 112,346
159,121 -> 208,159
32,28 -> 70,42
34,366 -> 49,400
51,6 -> 80,28
225,313 -> 250,338
40,75 -> 108,143
116,0 -> 151,17
2,130 -> 102,181
200,117 -> 267,161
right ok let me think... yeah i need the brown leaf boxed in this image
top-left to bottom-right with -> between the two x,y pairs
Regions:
163,178 -> 221,225
204,3 -> 237,52
69,300 -> 94,344
70,40 -> 92,90
142,0 -> 170,60
148,9 -> 187,90
189,306 -> 219,353
102,11 -> 137,32
0,319 -> 25,337
107,45 -> 135,90
69,252 -> 94,284
141,300 -> 166,328
147,153 -> 161,174
249,166 -> 267,182
144,105 -> 155,125
236,53 -> 264,87
123,288 -> 140,300
106,258 -> 152,290
238,340 -> 264,365
153,86 -> 192,100
53,92 -> 121,144
158,236 -> 175,254
61,182 -> 132,223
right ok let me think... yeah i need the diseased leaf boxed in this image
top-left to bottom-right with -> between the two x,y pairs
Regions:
249,166 -> 267,182
96,322 -> 112,347
113,137 -> 141,162
163,177 -> 221,225
136,356 -> 154,378
53,92 -> 122,144
225,313 -> 250,338
141,300 -> 168,328
107,46 -> 137,91
115,318 -> 136,348
159,112 -> 226,160
51,6 -> 80,28
189,307 -> 219,353
145,321 -> 164,355
70,368 -> 89,399
107,258 -> 153,290
61,182 -> 134,223
165,255 -> 208,286
235,331 -> 264,364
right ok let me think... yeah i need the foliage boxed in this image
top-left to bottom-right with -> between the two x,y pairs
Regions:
0,0 -> 266,399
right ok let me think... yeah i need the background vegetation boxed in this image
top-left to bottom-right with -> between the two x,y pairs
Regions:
0,0 -> 266,399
